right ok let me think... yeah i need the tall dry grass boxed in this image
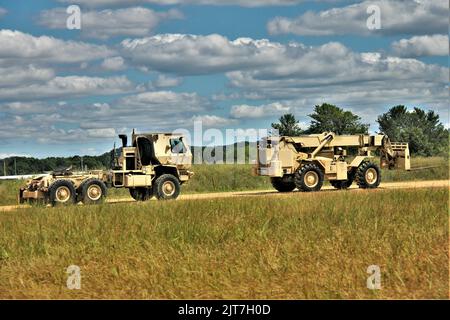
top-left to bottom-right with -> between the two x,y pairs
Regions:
0,187 -> 447,299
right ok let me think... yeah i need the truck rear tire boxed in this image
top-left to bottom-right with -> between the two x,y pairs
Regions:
129,187 -> 153,201
79,179 -> 107,205
271,177 -> 296,192
330,169 -> 356,190
48,180 -> 76,206
295,163 -> 324,192
154,174 -> 181,200
356,161 -> 381,189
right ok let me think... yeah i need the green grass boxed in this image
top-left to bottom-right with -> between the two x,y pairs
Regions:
0,180 -> 23,206
0,157 -> 448,206
381,156 -> 448,182
0,187 -> 447,299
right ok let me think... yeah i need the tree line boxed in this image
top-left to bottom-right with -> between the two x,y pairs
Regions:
1,103 -> 448,175
1,154 -> 112,176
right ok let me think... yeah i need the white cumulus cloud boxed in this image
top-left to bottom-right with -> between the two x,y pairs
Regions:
120,34 -> 285,75
230,102 -> 291,118
0,65 -> 55,88
268,0 -> 448,36
152,74 -> 183,88
392,34 -> 449,57
39,7 -> 183,39
101,56 -> 126,71
0,90 -> 214,143
120,33 -> 447,122
0,76 -> 134,101
190,115 -> 236,127
0,29 -> 114,64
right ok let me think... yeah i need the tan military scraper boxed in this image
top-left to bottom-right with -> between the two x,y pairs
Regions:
253,132 -> 410,192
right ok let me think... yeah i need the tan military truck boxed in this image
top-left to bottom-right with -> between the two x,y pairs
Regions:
253,132 -> 410,192
19,131 -> 193,206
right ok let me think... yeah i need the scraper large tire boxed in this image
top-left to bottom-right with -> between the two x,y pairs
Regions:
356,161 -> 381,189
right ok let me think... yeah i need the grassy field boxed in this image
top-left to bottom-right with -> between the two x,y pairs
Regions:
0,157 -> 448,206
0,187 -> 447,299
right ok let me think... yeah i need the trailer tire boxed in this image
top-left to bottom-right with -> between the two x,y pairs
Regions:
79,179 -> 107,205
129,187 -> 153,201
356,161 -> 381,189
48,180 -> 76,206
271,177 -> 296,192
295,163 -> 324,192
154,174 -> 180,200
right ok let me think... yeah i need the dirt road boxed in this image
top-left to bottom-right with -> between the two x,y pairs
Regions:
1,179 -> 448,212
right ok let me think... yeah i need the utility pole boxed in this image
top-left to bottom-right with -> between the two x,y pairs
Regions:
14,157 -> 17,175
3,159 -> 6,176
80,156 -> 83,172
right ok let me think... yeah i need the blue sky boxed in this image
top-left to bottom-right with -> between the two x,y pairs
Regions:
0,0 -> 448,158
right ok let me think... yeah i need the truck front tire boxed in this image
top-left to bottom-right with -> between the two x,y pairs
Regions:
356,161 -> 381,189
154,174 -> 181,200
295,163 -> 324,192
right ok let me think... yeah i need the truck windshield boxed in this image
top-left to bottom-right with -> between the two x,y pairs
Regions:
170,138 -> 187,154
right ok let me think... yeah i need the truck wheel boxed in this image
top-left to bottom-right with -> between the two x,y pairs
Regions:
48,180 -> 76,206
271,177 -> 296,192
154,174 -> 180,200
18,189 -> 25,204
129,187 -> 153,201
330,169 -> 356,190
79,179 -> 107,205
295,163 -> 324,192
330,180 -> 351,189
356,161 -> 381,189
